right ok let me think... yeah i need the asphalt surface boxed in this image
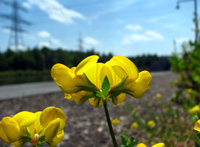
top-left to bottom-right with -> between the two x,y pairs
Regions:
0,81 -> 60,100
0,71 -> 172,100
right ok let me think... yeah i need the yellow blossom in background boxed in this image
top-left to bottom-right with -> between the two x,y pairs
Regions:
151,143 -> 165,147
156,93 -> 162,99
28,106 -> 66,147
131,122 -> 138,128
137,143 -> 165,147
0,111 -> 36,146
189,105 -> 200,114
147,120 -> 156,128
137,143 -> 147,147
0,106 -> 66,147
186,88 -> 193,93
194,120 -> 200,132
51,55 -> 152,108
111,118 -> 120,125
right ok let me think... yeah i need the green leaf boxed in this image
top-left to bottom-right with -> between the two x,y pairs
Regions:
196,132 -> 200,139
19,135 -> 32,146
79,93 -> 95,104
101,76 -> 110,96
95,91 -> 104,98
76,73 -> 98,92
120,135 -> 136,147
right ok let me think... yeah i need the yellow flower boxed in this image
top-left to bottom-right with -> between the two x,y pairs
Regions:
111,118 -> 120,125
131,122 -> 138,128
156,93 -> 162,99
108,55 -> 152,98
137,143 -> 165,147
51,55 -> 99,94
194,120 -> 200,132
152,143 -> 165,147
186,88 -> 193,93
27,106 -> 66,147
0,107 -> 66,147
189,105 -> 200,114
147,120 -> 156,128
137,143 -> 147,147
0,111 -> 36,145
51,55 -> 152,108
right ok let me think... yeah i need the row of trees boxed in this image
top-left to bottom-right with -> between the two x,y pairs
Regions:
0,47 -> 171,71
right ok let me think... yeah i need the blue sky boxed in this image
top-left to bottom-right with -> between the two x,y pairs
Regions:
0,0 -> 199,56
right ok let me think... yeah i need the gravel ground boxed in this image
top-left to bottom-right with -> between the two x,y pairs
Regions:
0,73 -> 177,147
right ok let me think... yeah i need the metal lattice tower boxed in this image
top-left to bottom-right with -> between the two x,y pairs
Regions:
78,32 -> 83,51
0,0 -> 31,50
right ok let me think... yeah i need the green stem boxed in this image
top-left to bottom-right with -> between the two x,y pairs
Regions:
103,99 -> 118,147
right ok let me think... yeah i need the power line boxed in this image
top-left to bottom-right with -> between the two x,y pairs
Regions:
0,0 -> 31,51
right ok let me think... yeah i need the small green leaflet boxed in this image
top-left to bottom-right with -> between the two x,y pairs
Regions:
101,76 -> 110,97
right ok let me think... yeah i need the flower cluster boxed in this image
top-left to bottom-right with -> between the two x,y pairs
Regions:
51,55 -> 152,108
0,106 -> 66,147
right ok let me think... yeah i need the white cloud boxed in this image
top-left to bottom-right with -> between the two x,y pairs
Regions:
23,2 -> 32,8
39,42 -> 51,48
84,37 -> 99,46
3,28 -> 11,33
10,45 -> 26,51
176,38 -> 189,44
37,30 -> 63,48
26,0 -> 84,24
125,24 -> 143,32
122,30 -> 163,44
145,30 -> 163,40
38,30 -> 51,38
89,0 -> 138,20
51,38 -> 60,45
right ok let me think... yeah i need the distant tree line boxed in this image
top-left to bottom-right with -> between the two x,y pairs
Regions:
0,47 -> 171,71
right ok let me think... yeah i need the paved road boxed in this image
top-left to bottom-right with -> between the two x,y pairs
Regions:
0,81 -> 60,100
0,71 -> 172,100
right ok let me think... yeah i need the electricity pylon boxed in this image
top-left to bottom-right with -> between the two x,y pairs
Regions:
0,0 -> 31,50
78,32 -> 84,51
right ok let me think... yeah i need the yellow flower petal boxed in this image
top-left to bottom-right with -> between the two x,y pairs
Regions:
147,120 -> 156,128
131,122 -> 139,128
189,105 -> 200,114
110,93 -> 126,105
85,63 -> 104,89
126,70 -> 152,98
111,118 -> 120,125
27,111 -> 42,137
44,118 -> 60,143
51,63 -> 79,93
11,141 -> 23,147
109,55 -> 138,80
137,143 -> 147,147
156,93 -> 162,99
100,64 -> 114,87
50,130 -> 64,147
75,55 -> 99,75
13,111 -> 36,127
1,117 -> 21,142
40,106 -> 66,132
88,98 -> 103,108
194,120 -> 200,132
0,121 -> 10,144
151,143 -> 165,147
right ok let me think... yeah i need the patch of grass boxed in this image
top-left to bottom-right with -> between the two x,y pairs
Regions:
0,70 -> 52,85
